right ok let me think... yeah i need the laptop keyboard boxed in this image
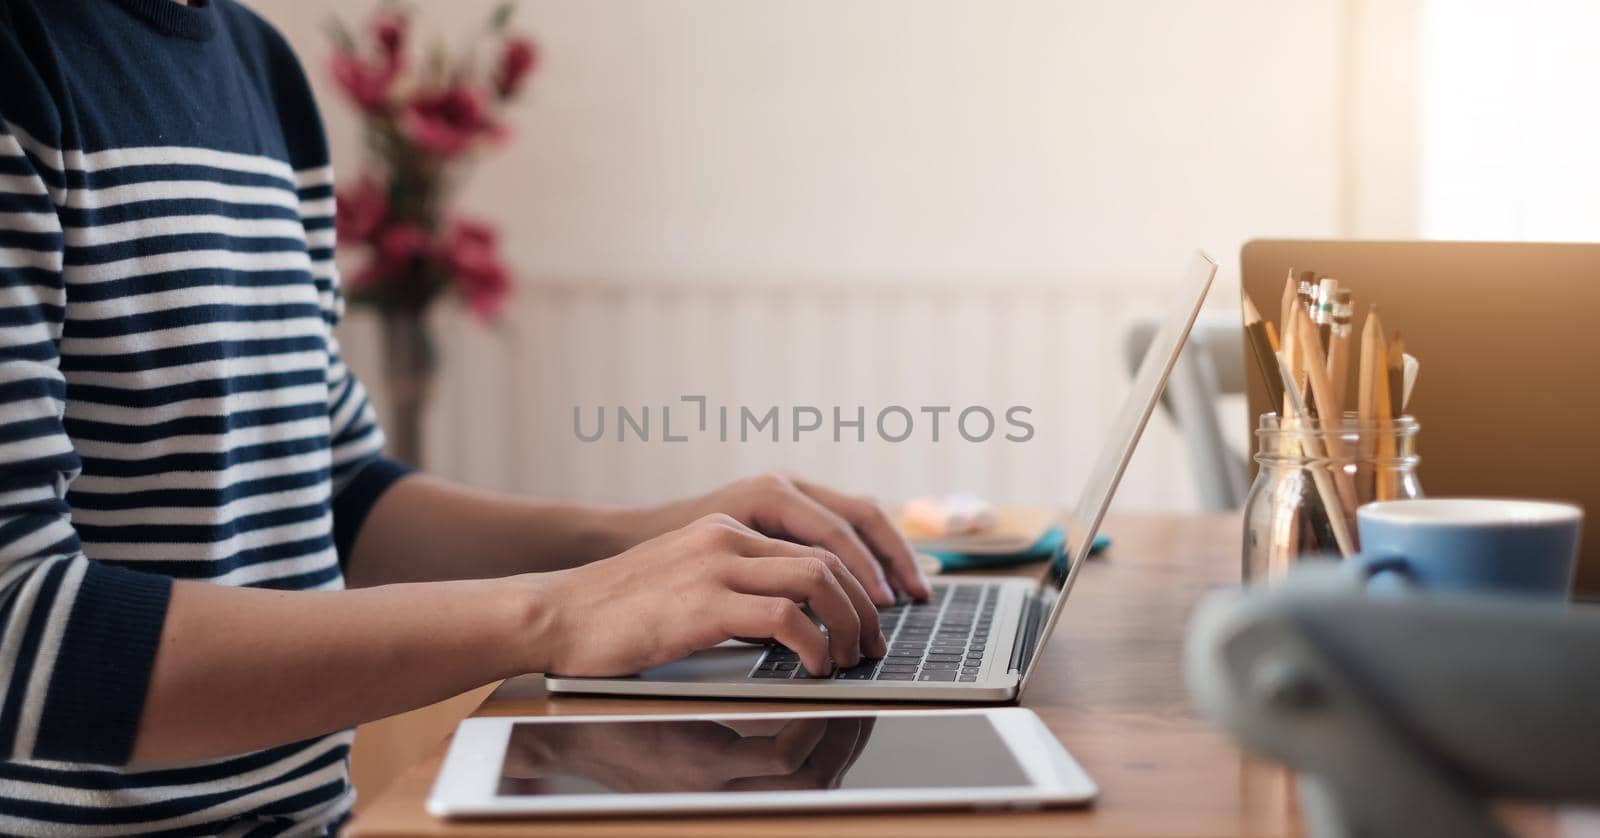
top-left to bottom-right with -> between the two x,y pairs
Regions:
749,583 -> 999,683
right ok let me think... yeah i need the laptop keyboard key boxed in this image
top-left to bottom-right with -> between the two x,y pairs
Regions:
876,671 -> 916,681
958,675 -> 979,682
753,669 -> 792,678
917,671 -> 958,682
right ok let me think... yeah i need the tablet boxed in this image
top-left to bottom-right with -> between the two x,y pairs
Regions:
428,708 -> 1097,818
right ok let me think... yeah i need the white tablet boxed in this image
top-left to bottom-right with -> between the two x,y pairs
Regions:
428,708 -> 1097,818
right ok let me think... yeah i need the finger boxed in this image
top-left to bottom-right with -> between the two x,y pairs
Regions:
819,553 -> 888,658
752,489 -> 896,606
805,717 -> 869,790
719,530 -> 887,656
839,716 -> 876,775
722,556 -> 864,667
717,718 -> 829,780
718,594 -> 832,677
793,479 -> 933,601
725,717 -> 871,792
713,718 -> 793,738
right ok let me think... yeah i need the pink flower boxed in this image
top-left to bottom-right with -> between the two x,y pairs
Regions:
493,38 -> 538,99
351,222 -> 434,291
373,11 -> 407,60
334,177 -> 388,244
329,51 -> 401,114
402,85 -> 505,157
442,219 -> 510,320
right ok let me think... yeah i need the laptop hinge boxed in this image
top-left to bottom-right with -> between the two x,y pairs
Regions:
1009,591 -> 1044,676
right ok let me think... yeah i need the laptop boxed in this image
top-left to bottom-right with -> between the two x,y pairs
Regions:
546,251 -> 1218,701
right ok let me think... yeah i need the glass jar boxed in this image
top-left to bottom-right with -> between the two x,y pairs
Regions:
1242,412 -> 1421,585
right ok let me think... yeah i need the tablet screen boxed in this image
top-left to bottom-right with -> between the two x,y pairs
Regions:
497,715 -> 1031,796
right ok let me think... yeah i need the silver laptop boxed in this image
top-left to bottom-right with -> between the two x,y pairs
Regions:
546,251 -> 1218,702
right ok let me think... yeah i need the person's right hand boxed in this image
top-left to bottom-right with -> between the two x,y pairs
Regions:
533,514 -> 887,678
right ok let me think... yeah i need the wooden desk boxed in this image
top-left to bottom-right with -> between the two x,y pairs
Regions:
351,514 -> 1321,836
347,512 -> 1600,836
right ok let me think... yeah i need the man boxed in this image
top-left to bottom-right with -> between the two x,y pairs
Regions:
0,1 -> 922,833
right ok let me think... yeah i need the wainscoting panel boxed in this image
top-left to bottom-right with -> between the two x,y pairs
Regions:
340,280 -> 1200,514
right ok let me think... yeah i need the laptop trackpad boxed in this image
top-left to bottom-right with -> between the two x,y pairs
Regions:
638,645 -> 765,684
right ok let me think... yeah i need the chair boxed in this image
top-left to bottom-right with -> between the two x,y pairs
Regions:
1186,564 -> 1600,838
1124,313 -> 1249,510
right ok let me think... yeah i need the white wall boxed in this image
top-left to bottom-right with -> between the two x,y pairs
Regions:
248,0 -> 1352,510
253,0 -> 1345,290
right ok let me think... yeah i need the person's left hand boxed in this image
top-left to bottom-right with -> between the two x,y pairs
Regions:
630,473 -> 932,606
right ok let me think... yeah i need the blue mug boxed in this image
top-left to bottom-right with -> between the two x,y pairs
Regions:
1355,499 -> 1582,599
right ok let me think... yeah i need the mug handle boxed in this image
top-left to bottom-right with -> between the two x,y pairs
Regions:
1351,552 -> 1417,594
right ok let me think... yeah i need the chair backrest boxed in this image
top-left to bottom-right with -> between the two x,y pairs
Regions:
1242,239 -> 1600,597
1124,313 -> 1248,510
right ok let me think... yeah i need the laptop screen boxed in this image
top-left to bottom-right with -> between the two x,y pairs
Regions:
1018,251 -> 1217,687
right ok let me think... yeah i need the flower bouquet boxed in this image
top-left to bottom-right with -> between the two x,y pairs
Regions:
326,2 -> 537,464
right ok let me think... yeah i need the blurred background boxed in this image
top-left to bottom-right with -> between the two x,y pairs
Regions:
238,0 -> 1600,806
245,0 -> 1600,514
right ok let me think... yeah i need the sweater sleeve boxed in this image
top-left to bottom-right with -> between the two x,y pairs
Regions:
0,116 -> 172,766
296,165 -> 411,565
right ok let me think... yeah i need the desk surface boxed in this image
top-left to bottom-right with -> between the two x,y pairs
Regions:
346,514 -> 1579,837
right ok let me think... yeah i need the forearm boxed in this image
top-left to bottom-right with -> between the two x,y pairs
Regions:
131,574 -> 549,765
344,473 -> 649,586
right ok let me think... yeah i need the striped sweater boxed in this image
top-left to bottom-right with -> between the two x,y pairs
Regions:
1,0 -> 410,834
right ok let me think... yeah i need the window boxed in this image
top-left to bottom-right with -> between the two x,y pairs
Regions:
1419,0 -> 1600,240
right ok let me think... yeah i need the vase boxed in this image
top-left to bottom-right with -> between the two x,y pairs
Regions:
379,308 -> 435,467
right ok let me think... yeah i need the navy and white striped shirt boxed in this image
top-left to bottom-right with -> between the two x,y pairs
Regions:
1,0 -> 409,833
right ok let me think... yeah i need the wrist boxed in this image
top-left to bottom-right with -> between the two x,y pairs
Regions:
605,500 -> 686,553
486,573 -> 564,675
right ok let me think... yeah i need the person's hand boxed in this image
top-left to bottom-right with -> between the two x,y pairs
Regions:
499,716 -> 876,794
630,473 -> 932,607
534,513 -> 887,677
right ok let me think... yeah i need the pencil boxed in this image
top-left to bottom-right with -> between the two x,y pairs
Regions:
1326,288 -> 1353,412
1294,305 -> 1359,518
1388,330 -> 1406,416
1280,269 -> 1298,355
1315,277 -> 1338,350
1280,297 -> 1303,418
1274,349 -> 1357,558
1372,323 -> 1396,501
1357,307 -> 1385,502
1242,293 -> 1287,410
1357,307 -> 1382,424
